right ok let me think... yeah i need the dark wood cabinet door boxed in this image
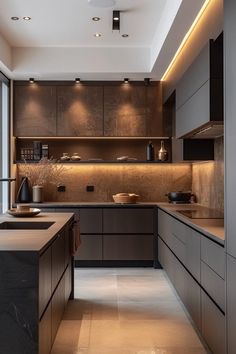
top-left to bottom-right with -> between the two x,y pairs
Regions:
104,85 -> 147,136
103,208 -> 154,234
146,84 -> 163,136
13,85 -> 57,136
75,234 -> 103,260
51,275 -> 65,343
39,303 -> 52,354
57,85 -> 103,136
52,232 -> 65,290
80,208 -> 102,234
39,247 -> 52,318
104,84 -> 163,137
103,234 -> 153,260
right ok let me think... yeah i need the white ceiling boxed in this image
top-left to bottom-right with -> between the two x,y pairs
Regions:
0,0 -> 166,47
0,0 -> 207,80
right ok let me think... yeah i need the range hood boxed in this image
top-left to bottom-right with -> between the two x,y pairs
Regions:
182,122 -> 224,139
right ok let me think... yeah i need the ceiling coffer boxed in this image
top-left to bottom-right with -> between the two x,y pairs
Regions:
112,10 -> 120,31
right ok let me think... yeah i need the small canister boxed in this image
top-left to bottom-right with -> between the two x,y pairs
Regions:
32,185 -> 43,203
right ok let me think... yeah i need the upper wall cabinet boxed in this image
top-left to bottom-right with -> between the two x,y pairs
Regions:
104,83 -> 163,137
13,82 -> 164,138
176,33 -> 223,138
57,85 -> 103,136
14,84 -> 57,137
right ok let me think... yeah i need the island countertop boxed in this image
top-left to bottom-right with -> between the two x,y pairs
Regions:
0,212 -> 74,252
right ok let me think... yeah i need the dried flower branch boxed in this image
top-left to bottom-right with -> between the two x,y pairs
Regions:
21,158 -> 69,186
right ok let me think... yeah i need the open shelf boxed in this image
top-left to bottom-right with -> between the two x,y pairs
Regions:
15,160 -> 171,164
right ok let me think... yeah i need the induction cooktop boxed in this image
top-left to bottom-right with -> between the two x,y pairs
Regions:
176,209 -> 224,219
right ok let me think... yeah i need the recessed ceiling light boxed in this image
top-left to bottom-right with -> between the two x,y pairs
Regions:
11,16 -> 19,21
113,17 -> 119,21
122,34 -> 129,38
23,16 -> 31,21
124,78 -> 129,84
94,33 -> 102,37
88,0 -> 116,8
92,17 -> 101,21
29,77 -> 35,83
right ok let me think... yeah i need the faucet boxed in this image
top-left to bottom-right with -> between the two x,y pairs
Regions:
0,178 -> 16,182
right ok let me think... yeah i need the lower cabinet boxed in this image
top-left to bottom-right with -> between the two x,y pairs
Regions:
201,290 -> 226,354
227,254 -> 236,354
158,237 -> 201,329
51,275 -> 65,343
158,236 -> 226,353
38,220 -> 74,354
75,235 -> 103,260
103,235 -> 153,260
51,207 -> 155,263
39,303 -> 52,354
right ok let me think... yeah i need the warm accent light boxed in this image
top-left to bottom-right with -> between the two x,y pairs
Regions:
29,78 -> 35,83
23,16 -> 31,21
124,78 -> 129,84
94,33 -> 102,37
75,78 -> 81,84
161,0 -> 211,81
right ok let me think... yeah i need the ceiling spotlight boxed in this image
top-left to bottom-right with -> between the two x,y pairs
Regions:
124,78 -> 129,84
11,16 -> 19,21
112,10 -> 120,31
94,33 -> 102,37
88,0 -> 116,8
23,16 -> 31,21
122,34 -> 129,38
92,17 -> 101,21
75,78 -> 81,84
29,78 -> 35,83
144,78 -> 151,86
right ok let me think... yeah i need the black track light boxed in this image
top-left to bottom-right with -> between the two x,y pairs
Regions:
144,78 -> 151,86
113,10 -> 120,31
75,78 -> 81,84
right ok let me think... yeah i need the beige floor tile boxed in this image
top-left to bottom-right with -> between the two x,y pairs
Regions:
118,300 -> 184,321
51,268 -> 208,354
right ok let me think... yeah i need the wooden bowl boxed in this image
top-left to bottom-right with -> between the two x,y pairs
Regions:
113,194 -> 139,204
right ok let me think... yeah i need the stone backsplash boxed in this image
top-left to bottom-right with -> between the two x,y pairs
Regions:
17,163 -> 192,203
192,137 -> 224,212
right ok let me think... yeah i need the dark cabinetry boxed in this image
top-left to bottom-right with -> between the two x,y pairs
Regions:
176,33 -> 223,138
14,85 -> 57,137
38,220 -> 74,354
13,82 -> 164,138
57,85 -> 103,136
158,208 -> 226,353
52,207 -> 155,264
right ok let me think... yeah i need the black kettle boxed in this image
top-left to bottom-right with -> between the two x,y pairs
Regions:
16,177 -> 31,203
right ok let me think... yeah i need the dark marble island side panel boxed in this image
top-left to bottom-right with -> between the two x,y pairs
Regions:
0,251 -> 39,354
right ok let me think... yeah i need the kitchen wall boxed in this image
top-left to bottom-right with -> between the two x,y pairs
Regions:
17,163 -> 192,203
192,137 -> 224,212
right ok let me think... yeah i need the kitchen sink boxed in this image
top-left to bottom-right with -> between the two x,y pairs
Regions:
0,221 -> 54,230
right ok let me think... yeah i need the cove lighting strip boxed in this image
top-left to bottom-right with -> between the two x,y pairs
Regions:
161,0 -> 211,81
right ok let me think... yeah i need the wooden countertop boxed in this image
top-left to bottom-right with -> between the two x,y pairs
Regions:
0,212 -> 74,253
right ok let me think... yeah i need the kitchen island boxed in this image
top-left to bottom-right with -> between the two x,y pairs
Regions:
0,212 -> 75,354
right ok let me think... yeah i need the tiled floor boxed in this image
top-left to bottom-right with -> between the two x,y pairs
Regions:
51,268 -> 208,354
